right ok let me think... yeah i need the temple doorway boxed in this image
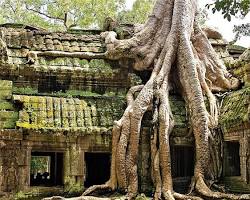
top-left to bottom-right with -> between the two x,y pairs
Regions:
171,145 -> 194,193
84,152 -> 111,187
224,141 -> 241,177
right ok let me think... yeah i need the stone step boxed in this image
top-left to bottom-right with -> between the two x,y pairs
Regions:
222,178 -> 250,194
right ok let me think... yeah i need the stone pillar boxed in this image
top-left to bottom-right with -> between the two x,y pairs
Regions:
17,144 -> 31,190
70,141 -> 83,185
240,133 -> 248,183
63,146 -> 72,186
0,141 -> 5,192
64,139 -> 84,193
77,147 -> 84,185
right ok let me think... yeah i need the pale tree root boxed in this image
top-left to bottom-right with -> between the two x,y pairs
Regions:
43,196 -> 111,200
82,183 -> 112,197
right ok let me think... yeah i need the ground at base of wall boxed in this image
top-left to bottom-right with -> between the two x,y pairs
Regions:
0,187 -> 64,200
2,181 -> 250,200
221,177 -> 250,194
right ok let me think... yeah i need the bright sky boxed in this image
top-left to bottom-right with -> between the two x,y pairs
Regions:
125,0 -> 250,48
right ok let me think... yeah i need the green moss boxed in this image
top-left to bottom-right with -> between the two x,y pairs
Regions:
53,57 -> 65,65
89,59 -> 112,72
16,122 -> 39,129
13,86 -> 103,98
0,89 -> 12,100
14,94 -> 126,130
0,100 -> 14,110
0,111 -> 18,120
0,80 -> 12,89
0,110 -> 18,128
78,59 -> 89,66
13,86 -> 38,95
53,90 -> 101,97
64,179 -> 83,197
219,87 -> 250,128
14,191 -> 26,200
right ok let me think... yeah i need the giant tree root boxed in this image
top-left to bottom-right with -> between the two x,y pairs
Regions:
46,0 -> 249,199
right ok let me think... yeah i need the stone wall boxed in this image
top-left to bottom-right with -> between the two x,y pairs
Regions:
0,24 -> 131,96
0,80 -> 18,129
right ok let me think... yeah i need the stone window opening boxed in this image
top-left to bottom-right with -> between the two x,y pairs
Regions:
30,151 -> 64,187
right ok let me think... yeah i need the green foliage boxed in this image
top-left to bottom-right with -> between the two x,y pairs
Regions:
206,0 -> 250,21
30,156 -> 49,174
118,0 -> 155,24
196,8 -> 208,25
0,0 -> 126,30
0,0 -> 157,30
233,23 -> 250,40
207,0 -> 250,43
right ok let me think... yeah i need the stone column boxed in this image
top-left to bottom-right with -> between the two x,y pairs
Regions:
17,144 -> 31,191
63,146 -> 72,186
0,141 -> 5,192
240,133 -> 248,183
64,139 -> 84,191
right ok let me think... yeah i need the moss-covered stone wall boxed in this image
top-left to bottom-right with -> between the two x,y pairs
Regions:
13,94 -> 125,131
0,80 -> 18,129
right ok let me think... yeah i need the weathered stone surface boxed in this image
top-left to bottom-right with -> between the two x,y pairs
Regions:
13,95 -> 124,130
219,87 -> 250,132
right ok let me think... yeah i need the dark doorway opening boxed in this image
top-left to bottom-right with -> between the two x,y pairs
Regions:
30,152 -> 63,186
171,145 -> 194,193
38,75 -> 71,93
38,75 -> 57,93
224,141 -> 241,176
84,152 -> 111,187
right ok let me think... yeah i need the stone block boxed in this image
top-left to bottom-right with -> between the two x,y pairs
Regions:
54,44 -> 63,51
0,111 -> 18,129
0,80 -> 12,89
0,80 -> 12,100
46,43 -> 54,50
244,64 -> 250,86
80,46 -> 90,52
0,100 -> 14,110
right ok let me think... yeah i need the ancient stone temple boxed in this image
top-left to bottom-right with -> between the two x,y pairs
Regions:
0,23 -> 249,198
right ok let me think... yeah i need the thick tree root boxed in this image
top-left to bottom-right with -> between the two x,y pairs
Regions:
43,196 -> 111,200
82,183 -> 112,196
173,192 -> 203,200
